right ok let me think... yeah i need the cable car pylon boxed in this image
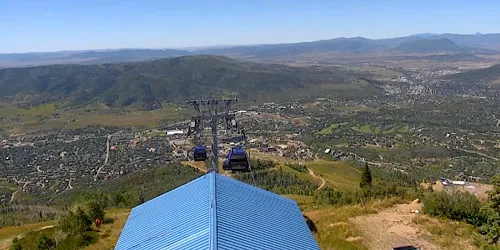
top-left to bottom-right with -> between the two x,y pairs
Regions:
187,98 -> 238,173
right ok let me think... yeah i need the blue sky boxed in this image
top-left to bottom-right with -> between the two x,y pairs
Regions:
1,0 -> 499,53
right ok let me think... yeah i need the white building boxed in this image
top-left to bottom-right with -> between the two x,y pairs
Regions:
167,130 -> 184,136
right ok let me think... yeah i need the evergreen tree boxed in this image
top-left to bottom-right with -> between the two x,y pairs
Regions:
360,163 -> 372,189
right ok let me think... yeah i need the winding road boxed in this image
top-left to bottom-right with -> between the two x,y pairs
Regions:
9,190 -> 18,204
307,168 -> 326,190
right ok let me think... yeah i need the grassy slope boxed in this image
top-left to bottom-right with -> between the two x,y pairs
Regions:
304,198 -> 416,250
350,124 -> 409,135
412,215 -> 488,249
83,208 -> 130,250
306,160 -> 361,192
248,151 -> 359,190
316,123 -> 345,135
0,220 -> 56,241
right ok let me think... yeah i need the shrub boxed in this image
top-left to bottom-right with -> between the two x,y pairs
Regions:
313,188 -> 357,206
10,237 -> 21,250
422,191 -> 485,226
59,207 -> 92,235
85,201 -> 105,221
35,235 -> 55,250
102,217 -> 115,224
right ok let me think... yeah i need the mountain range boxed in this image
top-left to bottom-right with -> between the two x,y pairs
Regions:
2,33 -> 500,68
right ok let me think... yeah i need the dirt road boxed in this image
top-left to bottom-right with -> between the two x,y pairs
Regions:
307,168 -> 326,190
350,202 -> 441,250
9,190 -> 18,204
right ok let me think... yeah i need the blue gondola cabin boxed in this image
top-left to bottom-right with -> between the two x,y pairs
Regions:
193,146 -> 207,161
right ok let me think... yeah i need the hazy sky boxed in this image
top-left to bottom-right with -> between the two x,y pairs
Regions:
1,0 -> 499,53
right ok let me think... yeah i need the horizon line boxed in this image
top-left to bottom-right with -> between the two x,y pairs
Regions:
0,32 -> 498,55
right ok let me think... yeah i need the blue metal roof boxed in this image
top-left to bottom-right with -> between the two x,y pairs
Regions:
115,175 -> 210,250
115,172 -> 319,250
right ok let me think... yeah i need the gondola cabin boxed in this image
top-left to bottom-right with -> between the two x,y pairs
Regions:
222,160 -> 230,171
193,146 -> 207,161
227,146 -> 249,172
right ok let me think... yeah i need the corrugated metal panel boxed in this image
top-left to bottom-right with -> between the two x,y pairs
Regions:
115,172 -> 319,250
216,174 -> 320,250
115,174 -> 211,250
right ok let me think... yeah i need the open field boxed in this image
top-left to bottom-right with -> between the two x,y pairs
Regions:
306,160 -> 361,192
316,123 -> 346,135
247,151 -> 361,192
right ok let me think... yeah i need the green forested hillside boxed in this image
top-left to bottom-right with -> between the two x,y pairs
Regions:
445,64 -> 500,83
0,55 -> 361,107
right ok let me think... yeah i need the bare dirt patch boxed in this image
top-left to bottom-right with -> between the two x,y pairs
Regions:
291,117 -> 309,126
349,202 -> 441,250
330,222 -> 348,227
346,236 -> 363,242
181,161 -> 207,173
304,102 -> 321,109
